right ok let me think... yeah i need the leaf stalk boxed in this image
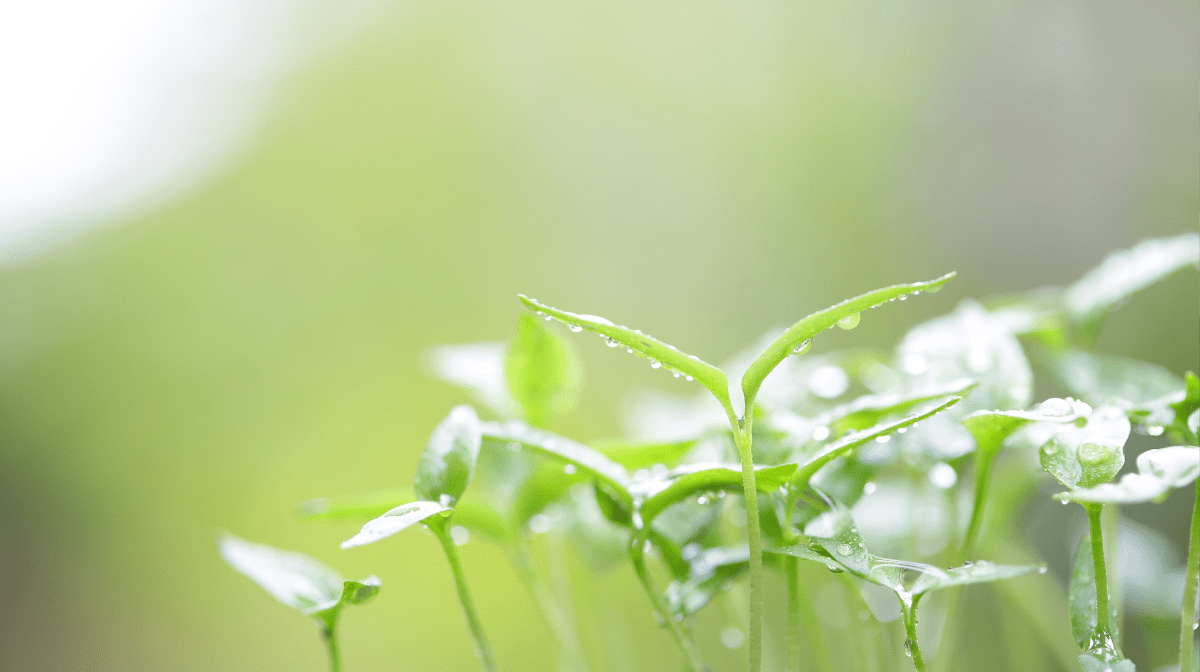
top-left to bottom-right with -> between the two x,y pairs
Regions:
431,517 -> 500,672
1182,481 -> 1200,672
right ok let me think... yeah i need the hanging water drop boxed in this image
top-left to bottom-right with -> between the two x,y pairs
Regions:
836,312 -> 861,330
791,339 -> 813,355
649,360 -> 662,369
875,435 -> 891,444
562,464 -> 577,475
673,372 -> 681,378
605,337 -> 620,348
568,324 -> 583,333
1147,425 -> 1164,436
626,347 -> 634,354
544,315 -> 553,321
904,639 -> 913,657
911,290 -> 921,296
697,495 -> 709,505
685,375 -> 694,382
898,294 -> 908,301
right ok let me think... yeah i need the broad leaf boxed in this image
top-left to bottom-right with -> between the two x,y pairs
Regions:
1063,233 -> 1200,340
1070,529 -> 1122,659
963,398 -> 1091,462
894,300 -> 1032,413
414,405 -> 483,505
218,533 -> 381,631
790,396 -> 964,487
505,314 -> 584,426
1047,350 -> 1184,406
425,342 -> 520,419
637,462 -> 798,525
1055,446 -> 1199,505
340,500 -> 451,549
1032,405 -> 1131,490
741,273 -> 956,410
481,420 -> 632,508
517,295 -> 734,418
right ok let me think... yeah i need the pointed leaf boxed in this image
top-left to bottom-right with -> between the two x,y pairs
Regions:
340,500 -> 450,549
1064,233 -> 1199,336
505,314 -> 584,426
219,533 -> 345,613
638,462 -> 797,525
1055,446 -> 1199,505
298,487 -> 415,520
741,273 -> 956,409
907,561 -> 1043,596
818,378 -> 977,436
790,396 -> 964,487
425,342 -> 520,419
414,405 -> 482,505
517,295 -> 733,417
592,436 -> 700,470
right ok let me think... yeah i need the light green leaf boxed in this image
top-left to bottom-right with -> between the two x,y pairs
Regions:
906,561 -> 1043,596
340,500 -> 450,549
790,396 -> 964,487
592,436 -> 700,470
1077,653 -> 1135,672
1070,529 -> 1121,658
1033,405 -> 1131,489
218,533 -> 381,630
895,300 -> 1033,413
425,342 -> 520,419
637,462 -> 797,525
481,420 -> 633,508
517,295 -> 733,418
505,314 -> 584,426
665,547 -> 750,618
817,378 -> 977,436
1055,446 -> 1199,505
414,405 -> 483,505
1064,233 -> 1200,338
802,497 -> 869,575
299,488 -> 512,545
741,273 -> 956,411
1047,350 -> 1184,406
963,398 -> 1091,462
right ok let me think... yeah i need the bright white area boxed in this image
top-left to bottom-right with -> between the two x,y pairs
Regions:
0,0 -> 384,264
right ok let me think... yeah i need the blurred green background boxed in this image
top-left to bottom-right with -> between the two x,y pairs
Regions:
0,0 -> 1196,670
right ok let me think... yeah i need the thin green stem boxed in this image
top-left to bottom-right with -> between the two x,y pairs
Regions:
322,624 -> 342,672
901,597 -> 927,672
734,427 -> 764,672
1181,481 -> 1200,672
432,518 -> 499,672
960,452 -> 994,562
1086,504 -> 1111,636
786,554 -> 801,672
629,545 -> 708,672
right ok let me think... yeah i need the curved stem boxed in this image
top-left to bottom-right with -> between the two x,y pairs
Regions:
734,427 -> 763,672
323,625 -> 342,672
1086,504 -> 1111,636
901,597 -> 927,672
629,545 -> 708,672
432,518 -> 500,672
1181,481 -> 1200,672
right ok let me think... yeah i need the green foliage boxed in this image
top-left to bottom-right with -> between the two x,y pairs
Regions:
218,234 -> 1199,672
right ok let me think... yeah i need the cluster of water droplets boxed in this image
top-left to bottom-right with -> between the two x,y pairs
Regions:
532,305 -> 699,382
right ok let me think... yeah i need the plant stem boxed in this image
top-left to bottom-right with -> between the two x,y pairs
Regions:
432,518 -> 499,672
960,452 -> 994,562
1085,504 -> 1111,636
1182,481 -> 1200,672
322,624 -> 342,672
734,426 -> 764,672
628,544 -> 707,672
901,597 -> 927,672
785,554 -> 801,672
512,546 -> 592,672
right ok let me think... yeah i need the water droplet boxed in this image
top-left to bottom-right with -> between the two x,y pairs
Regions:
929,462 -> 957,489
1193,622 -> 1198,631
812,426 -> 831,441
650,360 -> 662,369
863,482 -> 877,495
682,543 -> 701,560
875,435 -> 891,444
904,638 -> 913,657
1147,425 -> 1164,436
898,295 -> 908,301
717,490 -> 726,498
825,564 -> 845,574
562,464 -> 577,475
673,372 -> 681,378
897,427 -> 907,434
544,315 -> 553,321
889,297 -> 896,302
450,525 -> 471,546
626,347 -> 634,354
568,324 -> 583,333
685,375 -> 694,382
643,539 -> 653,554
1060,499 -> 1069,505
721,627 -> 745,649
837,543 -> 852,556
605,337 -> 620,348
836,313 -> 861,330
697,495 -> 709,505
1037,566 -> 1048,574
535,311 -> 545,316
791,339 -> 813,355
925,284 -> 941,294
911,290 -> 921,296
674,613 -> 683,622
962,560 -> 974,567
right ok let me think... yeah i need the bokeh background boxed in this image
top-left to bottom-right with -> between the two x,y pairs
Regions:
0,0 -> 1196,670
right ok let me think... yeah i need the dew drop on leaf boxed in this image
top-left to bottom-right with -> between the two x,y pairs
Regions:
605,337 -> 619,348
1038,398 -> 1072,417
562,464 -> 577,475
812,426 -> 831,441
567,324 -> 583,333
836,313 -> 861,330
721,627 -> 745,649
875,435 -> 891,444
791,339 -> 813,356
650,360 -> 662,369
904,638 -> 913,657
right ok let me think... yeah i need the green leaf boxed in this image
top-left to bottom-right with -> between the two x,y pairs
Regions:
425,342 -> 521,419
414,405 -> 483,505
505,314 -> 584,426
1064,233 -> 1200,339
1033,405 -> 1131,489
592,436 -> 700,470
1046,350 -> 1184,406
1070,529 -> 1121,658
790,396 -> 964,487
801,497 -> 870,575
963,398 -> 1091,462
517,295 -> 734,419
741,273 -> 956,411
1077,653 -> 1135,672
637,462 -> 798,525
665,547 -> 750,618
905,561 -> 1043,596
298,487 -> 415,520
1054,446 -> 1199,505
340,500 -> 451,549
218,533 -> 381,630
817,378 -> 978,436
895,300 -> 1033,413
480,420 -> 632,509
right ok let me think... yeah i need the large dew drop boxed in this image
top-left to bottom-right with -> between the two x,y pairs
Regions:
791,339 -> 813,356
836,312 -> 861,330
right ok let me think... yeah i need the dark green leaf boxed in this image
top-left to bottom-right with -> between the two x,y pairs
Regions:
637,462 -> 797,525
741,273 -> 956,410
1055,446 -> 1199,505
414,405 -> 483,505
517,295 -> 734,418
340,500 -> 451,549
505,314 -> 584,426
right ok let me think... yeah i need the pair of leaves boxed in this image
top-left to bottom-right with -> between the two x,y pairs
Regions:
1055,446 -> 1199,505
219,533 -> 380,634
